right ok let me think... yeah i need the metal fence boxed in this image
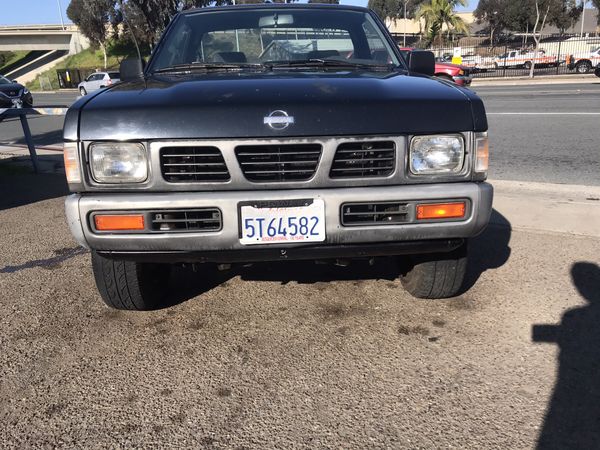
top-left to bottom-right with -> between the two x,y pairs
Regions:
390,33 -> 600,78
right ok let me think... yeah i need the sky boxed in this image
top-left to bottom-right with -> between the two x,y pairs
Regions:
0,0 -> 480,26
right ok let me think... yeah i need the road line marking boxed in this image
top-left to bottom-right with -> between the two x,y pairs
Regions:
488,112 -> 600,115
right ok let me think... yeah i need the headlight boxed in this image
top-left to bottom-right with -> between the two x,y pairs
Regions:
23,88 -> 29,95
409,135 -> 465,174
90,142 -> 148,183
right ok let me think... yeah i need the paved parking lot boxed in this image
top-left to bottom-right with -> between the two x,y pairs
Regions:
1,82 -> 600,447
1,169 -> 600,448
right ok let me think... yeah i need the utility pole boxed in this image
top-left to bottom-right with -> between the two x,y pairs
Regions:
580,0 -> 586,38
56,0 -> 65,30
403,0 -> 409,47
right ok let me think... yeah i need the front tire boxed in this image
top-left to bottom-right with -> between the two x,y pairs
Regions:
91,251 -> 171,310
523,61 -> 532,70
575,60 -> 592,74
400,242 -> 468,299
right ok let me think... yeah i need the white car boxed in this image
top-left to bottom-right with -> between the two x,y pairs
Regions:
78,71 -> 120,95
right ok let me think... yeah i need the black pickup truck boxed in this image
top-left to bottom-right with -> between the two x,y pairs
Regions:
63,4 -> 492,310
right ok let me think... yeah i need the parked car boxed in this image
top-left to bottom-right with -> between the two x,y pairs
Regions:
494,49 -> 558,69
63,4 -> 492,310
0,74 -> 33,108
567,47 -> 600,74
77,71 -> 120,95
399,48 -> 473,86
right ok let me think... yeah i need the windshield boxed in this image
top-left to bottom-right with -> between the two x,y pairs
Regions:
0,75 -> 13,85
149,8 -> 401,72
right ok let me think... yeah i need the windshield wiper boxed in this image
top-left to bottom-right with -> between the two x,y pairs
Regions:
153,62 -> 265,74
263,59 -> 395,71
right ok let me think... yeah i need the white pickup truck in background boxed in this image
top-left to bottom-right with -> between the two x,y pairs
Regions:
567,47 -> 600,73
494,49 -> 558,69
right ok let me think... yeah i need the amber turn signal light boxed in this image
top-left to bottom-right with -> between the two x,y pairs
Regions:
94,214 -> 145,231
416,202 -> 466,220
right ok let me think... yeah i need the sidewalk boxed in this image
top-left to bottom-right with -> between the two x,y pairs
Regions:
472,73 -> 598,86
491,179 -> 600,238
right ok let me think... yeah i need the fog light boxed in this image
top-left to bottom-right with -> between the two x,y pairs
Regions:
416,202 -> 466,220
94,214 -> 145,231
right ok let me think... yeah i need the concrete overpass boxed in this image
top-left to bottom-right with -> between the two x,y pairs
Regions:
0,24 -> 89,54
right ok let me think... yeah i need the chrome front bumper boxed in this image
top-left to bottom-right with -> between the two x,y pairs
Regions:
66,182 -> 493,253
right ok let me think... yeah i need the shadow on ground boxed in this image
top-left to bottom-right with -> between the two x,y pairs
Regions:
166,209 -> 512,307
0,160 -> 68,211
11,129 -> 64,147
534,262 -> 600,449
462,209 -> 512,292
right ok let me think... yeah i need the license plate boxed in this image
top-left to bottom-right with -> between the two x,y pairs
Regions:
239,199 -> 326,245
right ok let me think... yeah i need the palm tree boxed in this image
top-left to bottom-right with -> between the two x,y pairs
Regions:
417,0 -> 470,46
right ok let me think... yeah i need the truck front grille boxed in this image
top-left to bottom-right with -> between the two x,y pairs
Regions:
235,144 -> 322,182
341,202 -> 409,226
330,141 -> 395,178
150,209 -> 222,232
160,146 -> 230,183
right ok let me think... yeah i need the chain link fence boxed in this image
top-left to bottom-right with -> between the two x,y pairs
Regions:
390,33 -> 600,78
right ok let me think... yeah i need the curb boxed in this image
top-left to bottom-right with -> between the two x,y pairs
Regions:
491,179 -> 600,238
472,75 -> 598,87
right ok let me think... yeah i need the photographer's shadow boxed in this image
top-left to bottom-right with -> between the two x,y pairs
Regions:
462,209 -> 512,292
534,262 -> 600,449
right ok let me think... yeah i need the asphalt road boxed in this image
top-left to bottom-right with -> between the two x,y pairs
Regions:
1,82 -> 599,185
1,172 -> 599,447
470,83 -> 600,185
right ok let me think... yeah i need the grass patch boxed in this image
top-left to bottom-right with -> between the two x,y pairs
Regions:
0,51 -> 29,73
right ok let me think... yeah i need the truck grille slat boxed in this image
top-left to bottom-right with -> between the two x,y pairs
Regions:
164,171 -> 229,176
150,209 -> 222,232
330,141 -> 396,178
240,160 -> 317,166
236,150 -> 321,156
235,144 -> 322,182
341,202 -> 409,226
160,146 -> 230,183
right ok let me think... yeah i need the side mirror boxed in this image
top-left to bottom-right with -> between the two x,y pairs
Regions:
408,50 -> 435,76
120,58 -> 146,82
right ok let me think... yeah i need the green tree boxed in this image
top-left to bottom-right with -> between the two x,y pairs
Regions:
593,0 -> 600,24
67,0 -> 118,68
417,0 -> 469,45
547,0 -> 582,33
474,0 -> 510,45
369,0 -> 426,24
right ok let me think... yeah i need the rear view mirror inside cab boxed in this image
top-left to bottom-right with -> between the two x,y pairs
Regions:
259,13 -> 294,28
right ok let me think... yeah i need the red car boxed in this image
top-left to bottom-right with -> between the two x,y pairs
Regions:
399,48 -> 473,86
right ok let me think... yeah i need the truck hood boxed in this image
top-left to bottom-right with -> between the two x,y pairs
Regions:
67,71 -> 487,141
